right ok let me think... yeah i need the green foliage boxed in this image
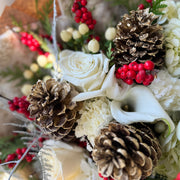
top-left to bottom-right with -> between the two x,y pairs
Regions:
11,16 -> 24,31
0,135 -> 24,161
151,0 -> 167,15
145,173 -> 167,180
0,65 -> 29,87
35,0 -> 53,35
105,0 -> 144,11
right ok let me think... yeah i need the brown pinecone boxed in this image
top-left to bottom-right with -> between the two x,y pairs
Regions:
92,122 -> 161,180
27,78 -> 83,141
113,8 -> 165,68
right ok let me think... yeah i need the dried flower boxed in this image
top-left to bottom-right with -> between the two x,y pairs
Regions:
38,140 -> 101,180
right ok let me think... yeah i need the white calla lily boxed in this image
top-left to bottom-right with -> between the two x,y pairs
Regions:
110,86 -> 175,137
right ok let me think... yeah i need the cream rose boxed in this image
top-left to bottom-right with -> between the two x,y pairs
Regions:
59,50 -> 109,92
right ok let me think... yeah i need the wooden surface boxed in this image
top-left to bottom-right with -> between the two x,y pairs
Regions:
0,0 -> 60,34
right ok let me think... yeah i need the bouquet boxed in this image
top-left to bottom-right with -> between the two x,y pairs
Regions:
0,0 -> 180,180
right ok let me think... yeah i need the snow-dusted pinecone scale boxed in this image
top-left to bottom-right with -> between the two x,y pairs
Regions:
27,78 -> 83,142
92,122 -> 162,180
113,9 -> 165,68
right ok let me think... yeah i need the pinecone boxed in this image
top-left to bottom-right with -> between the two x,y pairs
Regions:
27,78 -> 83,141
92,122 -> 161,180
113,8 -> 165,68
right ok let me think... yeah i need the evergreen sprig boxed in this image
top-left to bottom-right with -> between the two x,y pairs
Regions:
0,65 -> 28,87
105,0 -> 144,11
35,0 -> 53,35
145,173 -> 167,180
151,0 -> 167,15
0,135 -> 24,161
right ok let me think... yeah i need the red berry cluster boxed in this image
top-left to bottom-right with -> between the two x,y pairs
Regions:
99,173 -> 114,180
174,173 -> 180,180
138,0 -> 152,10
72,0 -> 96,30
4,147 -> 34,168
87,35 -> 100,43
8,96 -> 34,121
20,32 -> 44,55
115,60 -> 155,86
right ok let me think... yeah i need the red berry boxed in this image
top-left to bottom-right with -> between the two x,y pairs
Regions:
124,79 -> 134,85
38,137 -> 45,143
95,36 -> 100,41
13,97 -> 19,106
75,9 -> 82,17
72,7 -> 76,12
21,38 -> 27,45
133,64 -> 139,72
144,60 -> 154,71
87,12 -> 92,18
81,0 -> 87,6
135,73 -> 143,84
88,24 -> 94,30
75,16 -> 81,23
27,34 -> 33,39
98,173 -> 103,178
145,74 -> 154,82
81,18 -> 86,23
81,7 -> 87,12
138,63 -> 144,71
92,19 -> 96,25
117,67 -> 123,73
86,19 -> 92,25
82,13 -> 89,20
29,45 -> 37,51
21,147 -> 27,154
138,4 -> 145,10
122,64 -> 129,72
17,154 -> 22,160
8,163 -> 15,169
73,3 -> 79,10
115,72 -> 121,79
103,178 -> 109,180
138,70 -> 146,79
9,104 -> 16,111
146,0 -> 152,3
120,71 -> 127,79
126,70 -> 136,79
176,173 -> 180,180
25,155 -> 33,162
16,148 -> 22,155
7,153 -> 16,161
143,80 -> 151,86
128,62 -> 138,70
20,32 -> 28,37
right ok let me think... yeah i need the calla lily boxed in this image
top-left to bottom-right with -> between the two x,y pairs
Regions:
73,65 -> 131,102
110,86 -> 175,137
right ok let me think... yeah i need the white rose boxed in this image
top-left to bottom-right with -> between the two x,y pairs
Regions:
59,50 -> 109,92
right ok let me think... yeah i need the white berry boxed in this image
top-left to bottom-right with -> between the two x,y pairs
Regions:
105,27 -> 116,41
88,39 -> 100,53
79,23 -> 89,35
60,30 -> 72,42
154,121 -> 167,134
30,63 -> 39,72
21,84 -> 32,96
72,30 -> 81,39
37,55 -> 48,67
23,70 -> 33,79
66,27 -> 74,34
